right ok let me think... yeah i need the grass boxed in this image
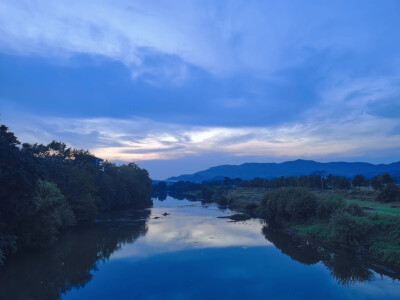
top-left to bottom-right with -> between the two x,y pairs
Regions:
224,187 -> 267,203
345,199 -> 400,217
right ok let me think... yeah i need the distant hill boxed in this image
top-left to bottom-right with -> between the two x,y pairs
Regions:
167,159 -> 400,182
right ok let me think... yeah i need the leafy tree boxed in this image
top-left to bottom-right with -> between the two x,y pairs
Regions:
352,174 -> 366,188
0,125 -> 38,224
371,175 -> 383,190
371,173 -> 395,190
381,173 -> 395,185
0,124 -> 153,263
17,180 -> 76,248
332,176 -> 351,189
376,184 -> 400,203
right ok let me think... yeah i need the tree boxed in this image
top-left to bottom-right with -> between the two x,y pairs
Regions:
17,180 -> 76,248
376,184 -> 400,203
352,174 -> 366,188
0,125 -> 38,224
371,175 -> 383,190
381,173 -> 394,185
371,173 -> 394,190
0,123 -> 153,264
201,186 -> 214,201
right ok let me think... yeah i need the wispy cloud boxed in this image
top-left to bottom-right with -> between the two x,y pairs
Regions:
1,0 -> 399,81
3,109 -> 399,163
1,0 -> 400,178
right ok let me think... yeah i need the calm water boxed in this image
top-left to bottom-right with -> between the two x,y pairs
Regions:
1,196 -> 400,299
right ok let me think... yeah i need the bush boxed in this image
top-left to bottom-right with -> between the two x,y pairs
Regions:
329,212 -> 369,246
261,187 -> 318,223
316,195 -> 345,220
376,184 -> 400,203
345,203 -> 365,216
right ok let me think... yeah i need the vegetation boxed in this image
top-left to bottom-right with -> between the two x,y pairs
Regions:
0,124 -> 152,264
260,188 -> 318,223
376,184 -> 400,203
352,174 -> 367,188
262,225 -> 400,285
260,186 -> 400,264
160,171 -> 400,265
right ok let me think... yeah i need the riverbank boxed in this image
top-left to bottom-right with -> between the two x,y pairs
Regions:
175,186 -> 400,266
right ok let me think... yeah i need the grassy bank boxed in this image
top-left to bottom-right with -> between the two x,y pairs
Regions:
262,187 -> 400,265
190,185 -> 400,265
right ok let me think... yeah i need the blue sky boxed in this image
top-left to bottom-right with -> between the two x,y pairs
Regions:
1,0 -> 400,179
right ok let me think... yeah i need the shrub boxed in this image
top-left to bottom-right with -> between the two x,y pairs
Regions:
329,212 -> 369,246
316,195 -> 345,220
345,203 -> 365,216
376,184 -> 400,203
261,187 -> 318,223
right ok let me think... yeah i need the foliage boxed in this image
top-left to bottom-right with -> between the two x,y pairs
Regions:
376,184 -> 400,203
352,174 -> 367,188
316,195 -> 345,220
241,174 -> 350,190
345,203 -> 365,216
17,180 -> 76,248
329,213 -> 370,246
261,187 -> 318,223
371,173 -> 394,190
0,124 -> 152,263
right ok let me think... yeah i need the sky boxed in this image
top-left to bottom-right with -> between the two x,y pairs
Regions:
1,0 -> 400,179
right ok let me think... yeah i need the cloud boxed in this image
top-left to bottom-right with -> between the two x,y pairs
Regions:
1,0 -> 400,179
111,201 -> 270,259
1,0 -> 400,81
2,108 -> 399,164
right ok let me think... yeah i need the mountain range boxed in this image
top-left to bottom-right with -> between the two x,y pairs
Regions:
167,159 -> 400,182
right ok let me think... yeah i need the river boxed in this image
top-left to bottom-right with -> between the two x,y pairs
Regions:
1,196 -> 400,299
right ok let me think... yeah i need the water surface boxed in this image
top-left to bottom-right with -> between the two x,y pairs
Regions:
1,196 -> 400,299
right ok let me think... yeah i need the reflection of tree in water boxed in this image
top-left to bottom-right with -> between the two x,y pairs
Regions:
155,192 -> 168,201
262,225 -> 400,285
0,209 -> 150,300
167,192 -> 198,201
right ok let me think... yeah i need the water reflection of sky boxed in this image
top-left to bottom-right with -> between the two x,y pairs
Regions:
63,197 -> 400,300
112,197 -> 270,260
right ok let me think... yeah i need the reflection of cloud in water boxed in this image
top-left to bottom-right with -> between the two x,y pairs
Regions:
111,199 -> 271,260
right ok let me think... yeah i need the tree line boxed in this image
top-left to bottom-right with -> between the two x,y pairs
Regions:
156,172 -> 397,196
0,124 -> 152,264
